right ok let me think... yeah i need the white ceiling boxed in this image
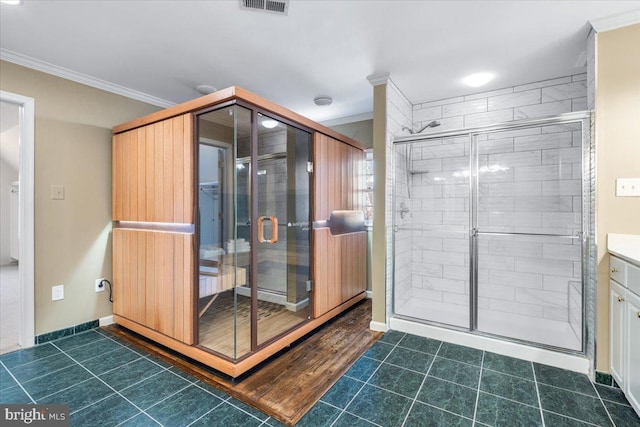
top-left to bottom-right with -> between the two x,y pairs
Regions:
1,1 -> 639,123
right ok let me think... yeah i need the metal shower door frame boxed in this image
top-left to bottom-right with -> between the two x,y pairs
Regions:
392,111 -> 593,356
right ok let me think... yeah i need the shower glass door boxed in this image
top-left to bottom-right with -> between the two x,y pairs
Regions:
255,114 -> 311,347
393,136 -> 471,328
474,122 -> 585,351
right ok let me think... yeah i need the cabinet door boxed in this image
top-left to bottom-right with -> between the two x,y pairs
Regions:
113,228 -> 194,344
610,280 -> 626,388
625,289 -> 640,413
113,114 -> 193,223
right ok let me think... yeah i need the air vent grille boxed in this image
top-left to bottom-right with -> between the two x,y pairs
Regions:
240,0 -> 289,15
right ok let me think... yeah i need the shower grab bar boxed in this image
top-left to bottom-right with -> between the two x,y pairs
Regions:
258,216 -> 278,244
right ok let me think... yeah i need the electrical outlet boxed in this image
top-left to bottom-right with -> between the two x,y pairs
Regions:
616,178 -> 640,197
52,284 -> 64,301
95,278 -> 105,293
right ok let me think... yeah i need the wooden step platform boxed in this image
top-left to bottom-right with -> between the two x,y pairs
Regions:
103,298 -> 381,426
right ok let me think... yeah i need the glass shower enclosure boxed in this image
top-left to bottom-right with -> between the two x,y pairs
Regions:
196,103 -> 312,360
393,113 -> 591,352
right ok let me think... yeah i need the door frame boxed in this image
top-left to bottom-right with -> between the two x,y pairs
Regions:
1,90 -> 35,350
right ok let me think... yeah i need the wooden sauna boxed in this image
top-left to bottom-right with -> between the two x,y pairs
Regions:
111,87 -> 366,377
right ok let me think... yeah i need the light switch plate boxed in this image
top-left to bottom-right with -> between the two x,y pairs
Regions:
51,185 -> 65,200
52,284 -> 64,301
616,178 -> 640,197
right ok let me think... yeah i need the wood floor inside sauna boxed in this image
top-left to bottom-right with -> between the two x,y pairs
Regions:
198,290 -> 309,358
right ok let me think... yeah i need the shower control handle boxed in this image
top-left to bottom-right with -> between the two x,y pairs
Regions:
618,296 -> 625,302
611,267 -> 618,273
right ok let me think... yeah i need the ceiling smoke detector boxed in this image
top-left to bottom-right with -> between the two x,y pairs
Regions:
240,0 -> 289,15
195,85 -> 217,95
314,96 -> 332,107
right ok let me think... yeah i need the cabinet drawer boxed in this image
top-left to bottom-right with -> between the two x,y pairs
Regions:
610,256 -> 627,286
629,262 -> 640,296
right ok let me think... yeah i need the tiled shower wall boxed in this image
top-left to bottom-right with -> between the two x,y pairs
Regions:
386,80 -> 413,320
391,73 -> 589,345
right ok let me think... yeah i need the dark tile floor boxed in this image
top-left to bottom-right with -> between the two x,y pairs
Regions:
1,328 -> 639,427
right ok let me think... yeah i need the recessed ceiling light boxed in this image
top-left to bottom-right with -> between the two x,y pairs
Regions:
1,0 -> 22,4
261,119 -> 278,129
195,85 -> 217,95
462,72 -> 495,87
314,96 -> 332,107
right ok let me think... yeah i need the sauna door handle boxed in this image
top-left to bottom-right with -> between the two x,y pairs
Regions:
258,216 -> 278,244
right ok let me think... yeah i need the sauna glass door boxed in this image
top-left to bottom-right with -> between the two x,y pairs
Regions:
197,104 -> 253,359
197,105 -> 311,359
255,113 -> 312,347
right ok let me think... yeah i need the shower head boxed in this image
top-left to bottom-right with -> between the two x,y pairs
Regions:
401,120 -> 441,135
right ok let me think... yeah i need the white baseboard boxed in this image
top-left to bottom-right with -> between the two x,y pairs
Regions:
99,315 -> 114,326
369,321 -> 388,332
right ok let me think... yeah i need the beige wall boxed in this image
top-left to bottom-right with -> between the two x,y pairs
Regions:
595,24 -> 640,371
328,119 -> 373,149
371,85 -> 387,324
0,61 -> 161,335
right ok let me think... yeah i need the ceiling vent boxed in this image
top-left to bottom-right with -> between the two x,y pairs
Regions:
240,0 -> 289,15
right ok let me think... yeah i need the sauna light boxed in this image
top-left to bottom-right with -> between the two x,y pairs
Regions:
462,72 -> 494,87
262,119 -> 278,129
1,0 -> 22,4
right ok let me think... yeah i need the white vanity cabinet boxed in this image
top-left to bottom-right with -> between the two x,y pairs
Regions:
609,278 -> 626,387
608,233 -> 640,417
625,287 -> 640,412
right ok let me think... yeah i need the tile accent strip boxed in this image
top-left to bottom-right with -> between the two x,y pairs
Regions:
35,320 -> 100,344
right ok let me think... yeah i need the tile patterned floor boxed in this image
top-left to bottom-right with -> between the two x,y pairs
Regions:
1,328 -> 639,427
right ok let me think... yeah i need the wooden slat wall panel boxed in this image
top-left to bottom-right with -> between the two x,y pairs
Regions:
313,133 -> 365,221
112,228 -> 194,344
312,132 -> 366,318
112,113 -> 193,223
313,229 -> 366,317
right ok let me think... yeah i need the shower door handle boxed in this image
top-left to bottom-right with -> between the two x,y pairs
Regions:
258,216 -> 278,244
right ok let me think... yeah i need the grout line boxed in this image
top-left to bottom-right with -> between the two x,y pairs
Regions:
37,376 -> 95,402
531,361 -> 546,427
93,354 -> 145,377
177,396 -> 225,427
49,341 -> 165,426
471,350 -> 485,427
2,347 -> 66,370
536,380 -> 603,400
328,334 -> 407,427
0,360 -> 36,404
399,341 -> 443,427
481,365 -> 536,383
590,379 -> 617,427
71,393 -> 116,416
542,409 -> 604,427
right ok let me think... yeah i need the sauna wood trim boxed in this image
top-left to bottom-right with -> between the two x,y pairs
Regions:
113,86 -> 364,150
113,228 -> 194,344
114,292 -> 365,378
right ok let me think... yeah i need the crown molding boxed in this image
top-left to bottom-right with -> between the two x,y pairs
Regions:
590,9 -> 640,33
320,112 -> 373,127
0,49 -> 175,108
367,72 -> 391,87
